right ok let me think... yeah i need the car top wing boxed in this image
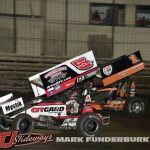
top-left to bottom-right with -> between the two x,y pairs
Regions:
99,51 -> 144,86
0,93 -> 24,115
29,51 -> 99,98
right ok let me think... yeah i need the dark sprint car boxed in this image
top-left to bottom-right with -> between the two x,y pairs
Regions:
0,51 -> 145,136
90,51 -> 146,117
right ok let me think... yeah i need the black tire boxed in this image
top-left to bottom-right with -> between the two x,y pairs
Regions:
126,97 -> 145,117
76,113 -> 102,137
12,114 -> 34,133
0,118 -> 10,131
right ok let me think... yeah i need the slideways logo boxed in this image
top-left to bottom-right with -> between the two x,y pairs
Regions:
0,131 -> 53,149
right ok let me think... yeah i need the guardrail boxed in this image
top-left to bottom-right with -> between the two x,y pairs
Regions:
0,54 -> 150,95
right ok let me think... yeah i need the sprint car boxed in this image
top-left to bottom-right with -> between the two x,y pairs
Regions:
0,51 -> 109,137
89,51 -> 147,117
0,51 -> 145,136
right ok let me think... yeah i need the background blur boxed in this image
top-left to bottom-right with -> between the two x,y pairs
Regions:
0,0 -> 150,93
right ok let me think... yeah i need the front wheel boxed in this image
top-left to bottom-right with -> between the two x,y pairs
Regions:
76,113 -> 102,137
12,114 -> 34,133
126,97 -> 145,117
0,118 -> 10,131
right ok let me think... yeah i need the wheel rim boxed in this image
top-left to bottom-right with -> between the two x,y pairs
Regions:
84,119 -> 98,134
131,102 -> 143,114
19,119 -> 30,133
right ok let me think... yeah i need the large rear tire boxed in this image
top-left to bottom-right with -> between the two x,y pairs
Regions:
12,113 -> 34,133
76,113 -> 102,137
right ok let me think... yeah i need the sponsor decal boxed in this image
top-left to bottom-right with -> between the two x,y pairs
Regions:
2,98 -> 24,115
55,84 -> 61,91
43,66 -> 68,86
31,106 -> 65,113
60,78 -> 76,91
129,54 -> 141,65
71,57 -> 93,70
5,102 -> 22,111
82,103 -> 93,113
47,87 -> 55,96
103,65 -> 113,76
46,84 -> 62,96
44,66 -> 67,79
0,131 -> 53,149
77,69 -> 98,83
41,65 -> 76,97
85,95 -> 91,102
85,70 -> 98,78
48,72 -> 67,84
77,76 -> 85,83
65,81 -> 75,87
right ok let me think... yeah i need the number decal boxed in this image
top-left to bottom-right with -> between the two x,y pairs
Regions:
129,54 -> 141,64
71,57 -> 93,70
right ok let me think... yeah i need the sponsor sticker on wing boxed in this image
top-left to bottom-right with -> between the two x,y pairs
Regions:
71,57 -> 93,70
1,97 -> 24,115
128,54 -> 141,65
103,65 -> 112,76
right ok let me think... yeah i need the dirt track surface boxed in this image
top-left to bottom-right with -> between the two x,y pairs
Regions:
0,91 -> 150,150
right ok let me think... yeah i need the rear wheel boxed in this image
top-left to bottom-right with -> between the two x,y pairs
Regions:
126,97 -> 145,117
76,113 -> 102,136
12,114 -> 34,133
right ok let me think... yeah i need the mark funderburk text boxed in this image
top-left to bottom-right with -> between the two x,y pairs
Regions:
56,137 -> 150,143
